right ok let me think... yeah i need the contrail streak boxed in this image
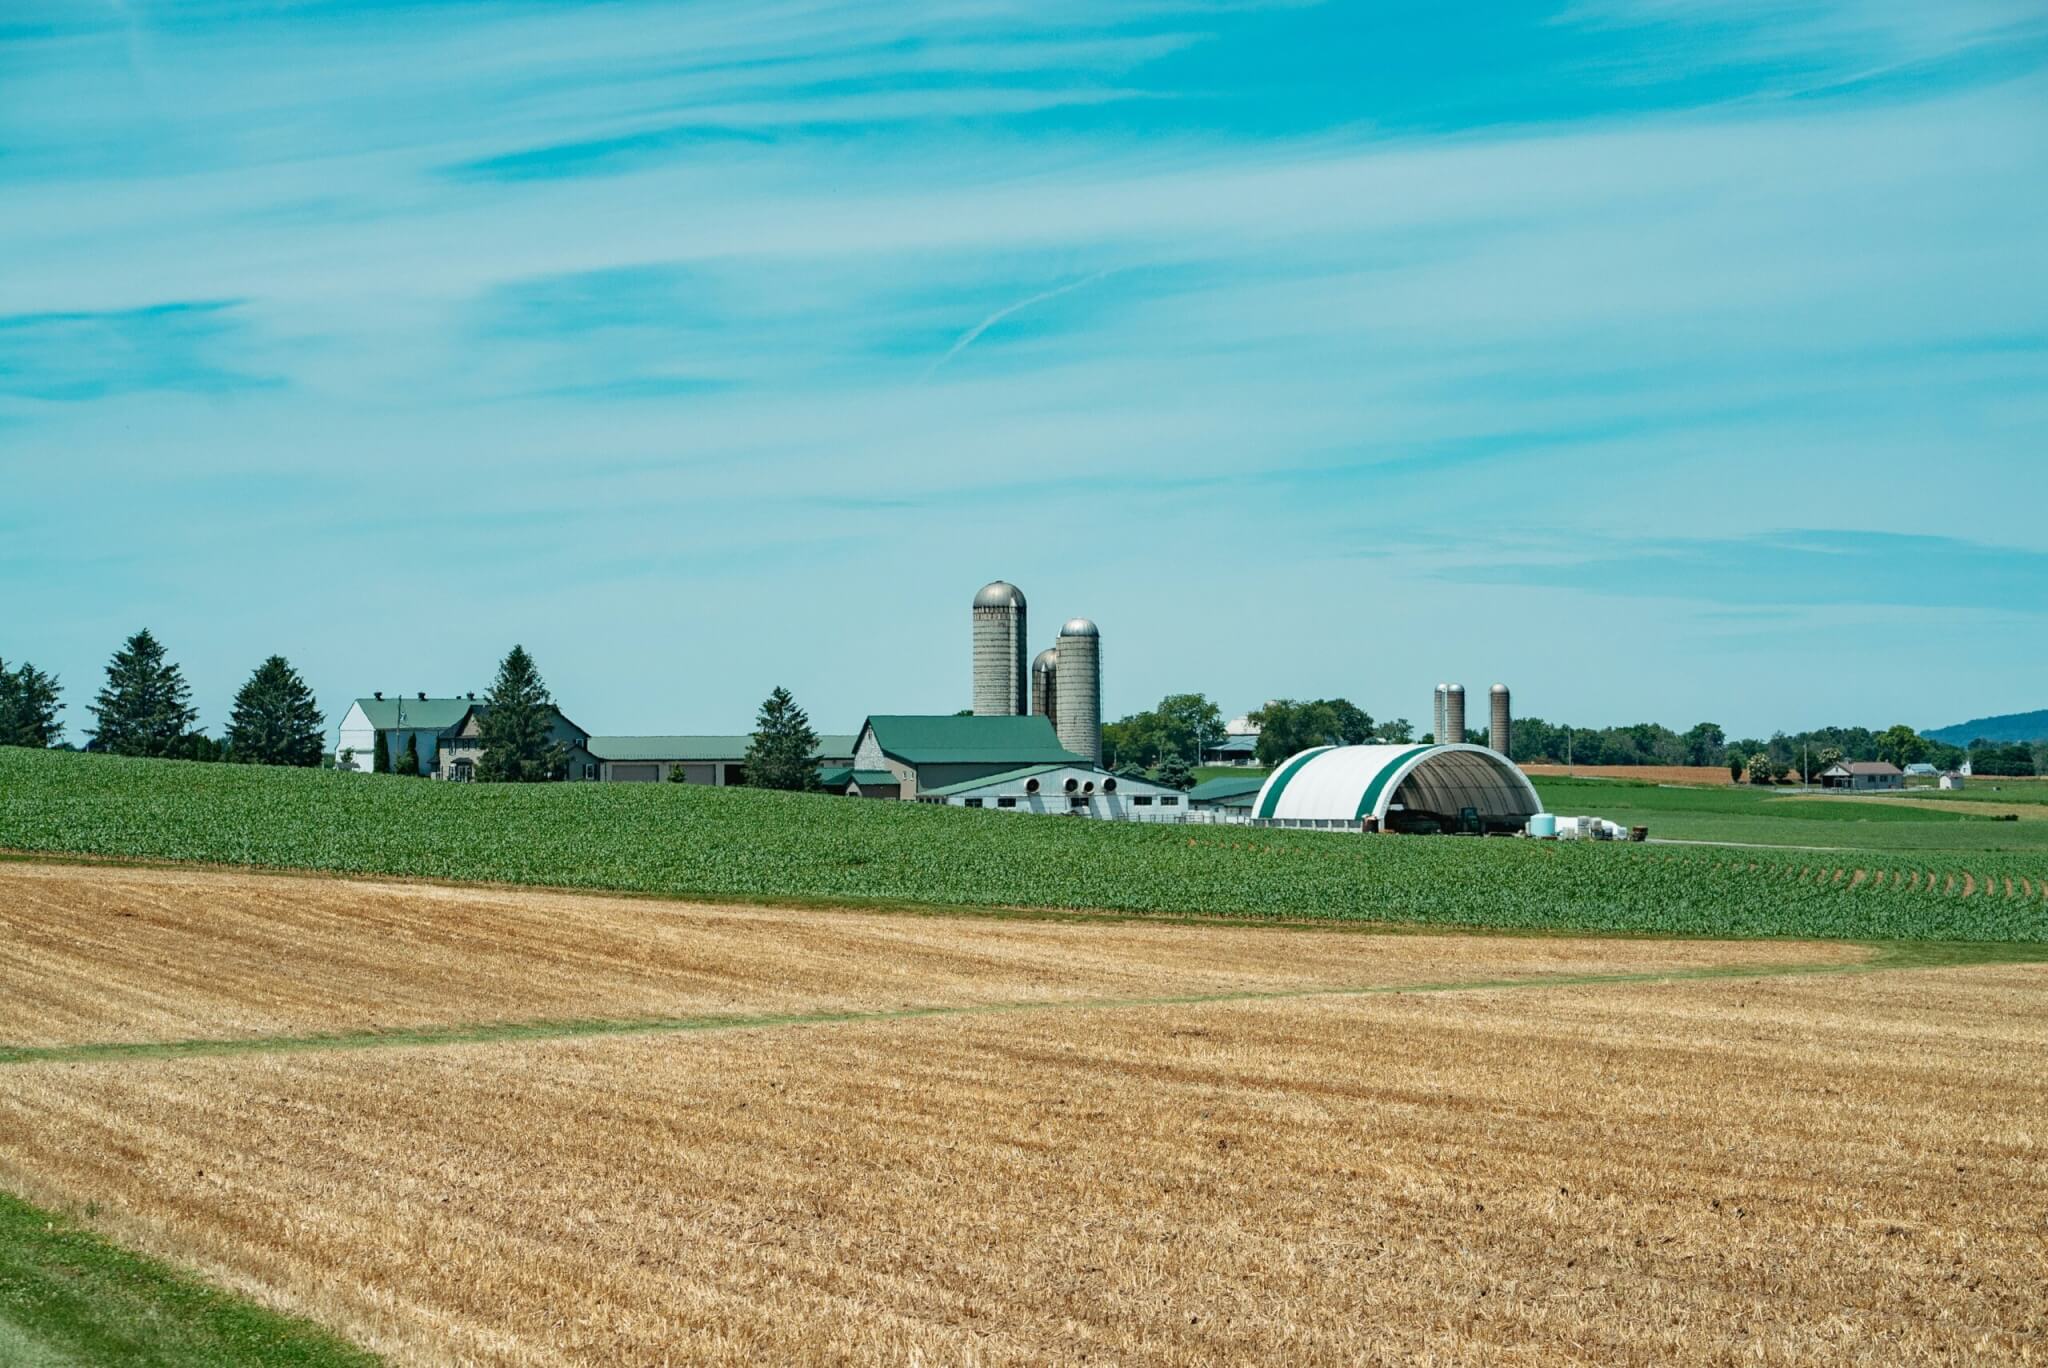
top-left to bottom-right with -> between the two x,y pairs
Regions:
921,268 -> 1118,381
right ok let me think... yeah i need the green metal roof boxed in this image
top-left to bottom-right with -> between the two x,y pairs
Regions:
350,697 -> 479,732
816,766 -> 854,789
849,769 -> 899,787
1188,774 -> 1266,805
587,734 -> 857,762
861,715 -> 1085,766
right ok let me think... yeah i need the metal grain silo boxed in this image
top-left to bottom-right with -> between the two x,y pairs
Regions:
1032,646 -> 1059,726
1433,684 -> 1447,744
1444,683 -> 1467,745
1490,683 -> 1512,759
971,581 -> 1028,716
1054,618 -> 1101,763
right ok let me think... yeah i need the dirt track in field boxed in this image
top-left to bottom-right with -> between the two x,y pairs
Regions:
3,861 -> 2043,1365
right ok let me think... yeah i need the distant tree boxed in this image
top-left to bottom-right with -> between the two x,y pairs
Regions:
0,658 -> 63,747
225,655 -> 325,767
164,732 -> 226,763
476,645 -> 567,782
1103,694 -> 1225,770
337,746 -> 356,773
373,729 -> 392,773
1747,751 -> 1775,786
1682,722 -> 1726,768
1376,718 -> 1415,744
1113,762 -> 1147,781
1152,754 -> 1195,791
392,737 -> 422,776
953,708 -> 974,717
1813,746 -> 1844,780
1728,751 -> 1745,784
744,685 -> 820,791
1251,698 -> 1374,766
89,630 -> 199,757
1875,724 -> 1927,770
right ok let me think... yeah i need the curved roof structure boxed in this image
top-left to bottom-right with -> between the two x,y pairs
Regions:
973,580 -> 1026,608
1251,744 -> 1542,828
1058,617 -> 1099,638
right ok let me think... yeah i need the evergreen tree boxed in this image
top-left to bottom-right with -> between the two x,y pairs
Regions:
225,655 -> 326,767
744,686 -> 820,791
392,739 -> 422,776
89,630 -> 198,757
0,658 -> 64,747
374,729 -> 392,773
1152,754 -> 1196,791
476,645 -> 566,782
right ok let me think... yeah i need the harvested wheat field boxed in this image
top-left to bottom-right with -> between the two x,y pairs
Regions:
2,861 -> 2044,1365
0,860 -> 1847,1049
1521,764 -> 1736,786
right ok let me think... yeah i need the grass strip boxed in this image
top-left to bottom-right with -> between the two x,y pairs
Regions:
10,941 -> 2039,1068
0,1189 -> 377,1367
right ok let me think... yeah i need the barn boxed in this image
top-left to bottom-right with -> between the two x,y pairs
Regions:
1251,743 -> 1543,834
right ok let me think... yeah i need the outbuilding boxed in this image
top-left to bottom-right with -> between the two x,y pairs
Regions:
1818,761 -> 1905,792
918,764 -> 1188,818
1250,743 -> 1543,833
584,735 -> 857,785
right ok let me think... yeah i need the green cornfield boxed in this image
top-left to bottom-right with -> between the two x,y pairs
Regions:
3,747 -> 2045,942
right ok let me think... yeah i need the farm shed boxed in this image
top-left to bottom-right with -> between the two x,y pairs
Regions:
1188,774 -> 1265,814
1252,744 -> 1543,834
849,714 -> 1089,799
918,764 -> 1187,819
584,735 -> 857,785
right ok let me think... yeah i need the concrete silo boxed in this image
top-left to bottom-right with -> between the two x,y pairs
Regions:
1433,684 -> 1447,744
1031,647 -> 1059,727
1054,618 -> 1102,763
971,581 -> 1028,716
1443,683 -> 1467,745
1490,684 -> 1512,759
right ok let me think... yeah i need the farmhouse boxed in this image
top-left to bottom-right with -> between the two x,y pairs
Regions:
336,693 -> 591,778
1818,761 -> 1905,792
584,735 -> 857,785
1252,743 -> 1543,833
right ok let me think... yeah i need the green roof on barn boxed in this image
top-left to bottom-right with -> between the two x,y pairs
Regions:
860,715 -> 1086,766
350,697 -> 479,731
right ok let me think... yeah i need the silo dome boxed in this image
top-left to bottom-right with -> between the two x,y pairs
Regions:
1059,617 -> 1099,638
974,581 -> 1026,609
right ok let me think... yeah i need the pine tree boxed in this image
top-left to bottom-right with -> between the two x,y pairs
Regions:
1153,754 -> 1195,791
374,729 -> 392,773
0,658 -> 63,748
476,645 -> 566,783
744,686 -> 820,791
89,630 -> 198,757
225,655 -> 326,767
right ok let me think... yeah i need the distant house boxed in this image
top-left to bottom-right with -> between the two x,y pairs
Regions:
1201,733 -> 1261,766
1940,771 -> 1967,791
334,693 -> 590,779
584,735 -> 857,785
438,704 -> 593,781
1818,761 -> 1905,792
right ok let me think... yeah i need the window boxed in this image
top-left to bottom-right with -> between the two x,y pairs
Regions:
965,798 -> 984,808
997,797 -> 1017,808
1161,796 -> 1179,806
1133,796 -> 1153,806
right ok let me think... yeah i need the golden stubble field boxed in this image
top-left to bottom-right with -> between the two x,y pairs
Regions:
2,861 -> 2044,1365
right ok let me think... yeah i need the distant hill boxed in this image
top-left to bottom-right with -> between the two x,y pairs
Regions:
1923,710 -> 2048,747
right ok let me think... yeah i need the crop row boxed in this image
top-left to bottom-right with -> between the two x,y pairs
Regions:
3,748 -> 2044,942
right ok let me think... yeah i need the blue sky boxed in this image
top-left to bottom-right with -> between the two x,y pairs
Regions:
3,0 -> 2045,743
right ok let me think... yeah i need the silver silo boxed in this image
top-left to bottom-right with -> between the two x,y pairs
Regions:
1490,683 -> 1512,758
1433,683 -> 1447,744
1032,646 -> 1059,726
1443,683 -> 1467,745
1054,618 -> 1102,763
971,581 -> 1028,716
